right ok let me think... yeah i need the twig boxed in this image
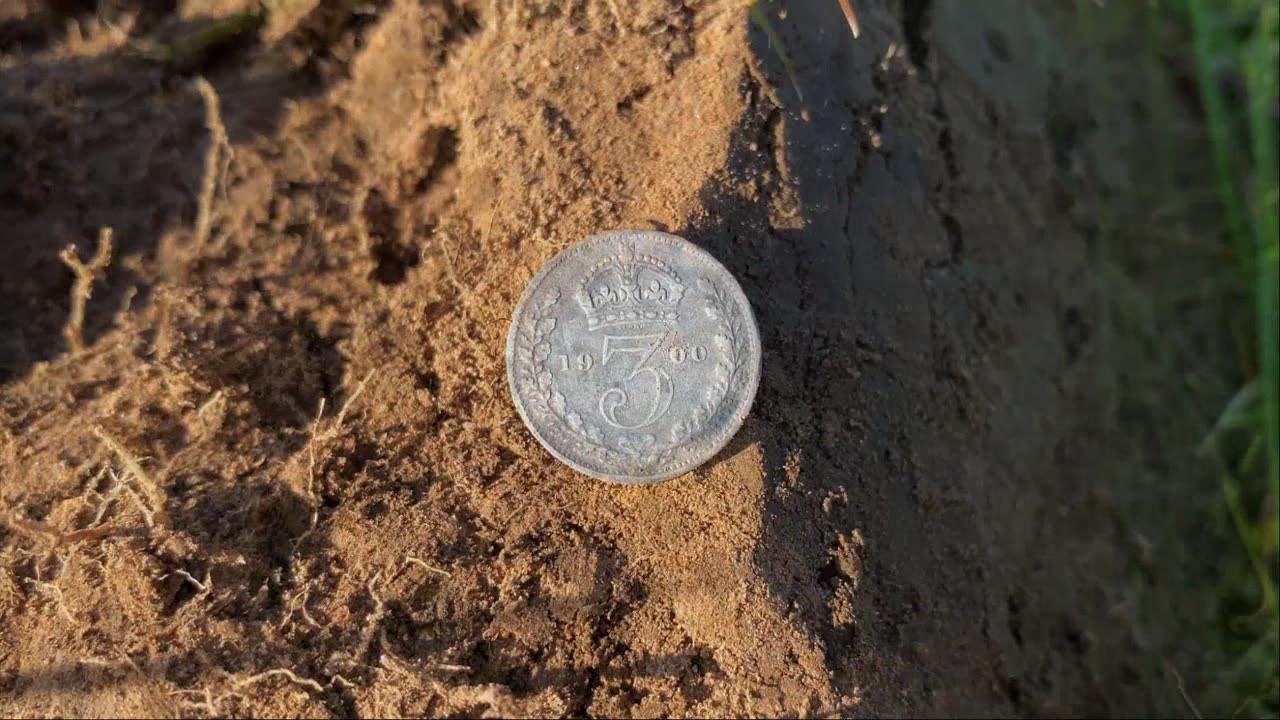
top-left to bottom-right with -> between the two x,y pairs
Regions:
193,77 -> 230,248
59,227 -> 113,353
836,0 -> 861,38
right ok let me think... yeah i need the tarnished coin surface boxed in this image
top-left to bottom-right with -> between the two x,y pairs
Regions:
506,229 -> 762,484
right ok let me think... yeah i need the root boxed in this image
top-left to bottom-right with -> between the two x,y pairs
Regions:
607,0 -> 626,32
306,397 -> 327,529
405,555 -> 451,577
93,428 -> 165,525
172,663 -> 325,716
58,227 -> 113,353
118,478 -> 156,528
28,579 -> 76,624
333,369 -> 375,430
232,668 -> 325,694
171,568 -> 210,593
300,369 -> 374,522
193,77 -> 230,249
171,687 -> 226,716
351,184 -> 372,253
283,585 -> 322,629
87,470 -> 123,527
196,390 -> 225,424
5,515 -> 118,549
355,568 -> 388,663
436,228 -> 471,299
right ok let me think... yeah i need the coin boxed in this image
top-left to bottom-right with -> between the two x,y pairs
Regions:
506,229 -> 762,484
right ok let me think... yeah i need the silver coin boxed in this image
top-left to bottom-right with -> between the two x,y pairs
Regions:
506,229 -> 762,484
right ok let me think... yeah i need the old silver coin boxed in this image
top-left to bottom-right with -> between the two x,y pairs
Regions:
506,229 -> 762,484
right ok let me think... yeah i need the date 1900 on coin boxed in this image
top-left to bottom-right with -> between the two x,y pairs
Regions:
506,229 -> 762,484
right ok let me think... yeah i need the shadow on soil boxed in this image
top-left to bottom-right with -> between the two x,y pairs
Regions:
680,0 -> 963,706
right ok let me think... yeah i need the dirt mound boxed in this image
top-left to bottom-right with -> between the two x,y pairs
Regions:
1,0 -> 1162,716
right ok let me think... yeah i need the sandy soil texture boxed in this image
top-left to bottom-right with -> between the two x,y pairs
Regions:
1,0 -> 1167,716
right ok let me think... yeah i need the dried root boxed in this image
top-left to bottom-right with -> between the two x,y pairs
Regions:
5,516 -> 118,549
93,427 -> 166,526
193,77 -> 230,248
58,227 -> 113,353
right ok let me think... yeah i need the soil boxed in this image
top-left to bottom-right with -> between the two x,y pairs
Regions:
0,0 -> 1173,717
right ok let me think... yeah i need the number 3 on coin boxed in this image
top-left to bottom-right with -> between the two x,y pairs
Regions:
598,335 -> 673,430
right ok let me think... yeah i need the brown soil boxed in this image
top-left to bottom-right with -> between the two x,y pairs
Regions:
0,0 -> 1169,717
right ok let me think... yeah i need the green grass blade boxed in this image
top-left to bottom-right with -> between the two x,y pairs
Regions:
1187,0 -> 1252,276
1245,1 -> 1280,533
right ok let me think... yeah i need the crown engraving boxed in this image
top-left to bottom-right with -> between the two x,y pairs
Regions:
574,241 -> 686,330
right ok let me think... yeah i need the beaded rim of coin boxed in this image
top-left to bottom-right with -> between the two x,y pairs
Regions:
506,229 -> 762,484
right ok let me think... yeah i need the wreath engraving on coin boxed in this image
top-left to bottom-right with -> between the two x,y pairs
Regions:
506,229 -> 761,484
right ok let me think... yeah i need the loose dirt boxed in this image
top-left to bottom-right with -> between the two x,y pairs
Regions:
0,0 -> 1173,716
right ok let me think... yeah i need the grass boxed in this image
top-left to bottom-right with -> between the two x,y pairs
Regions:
1185,0 -> 1279,715
1075,0 -> 1278,715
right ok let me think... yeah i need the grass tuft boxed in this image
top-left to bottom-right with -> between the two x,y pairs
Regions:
1074,0 -> 1277,714
1169,0 -> 1278,714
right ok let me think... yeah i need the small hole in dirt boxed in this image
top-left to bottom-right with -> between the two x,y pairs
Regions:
1004,677 -> 1024,706
1060,307 -> 1091,365
413,127 -> 459,195
1006,592 -> 1024,647
900,0 -> 933,71
941,213 -> 964,260
362,498 -> 389,520
162,569 -> 202,615
616,84 -> 651,113
416,370 -> 441,394
1062,619 -> 1089,655
985,28 -> 1013,64
370,240 -> 419,285
540,101 -> 577,140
